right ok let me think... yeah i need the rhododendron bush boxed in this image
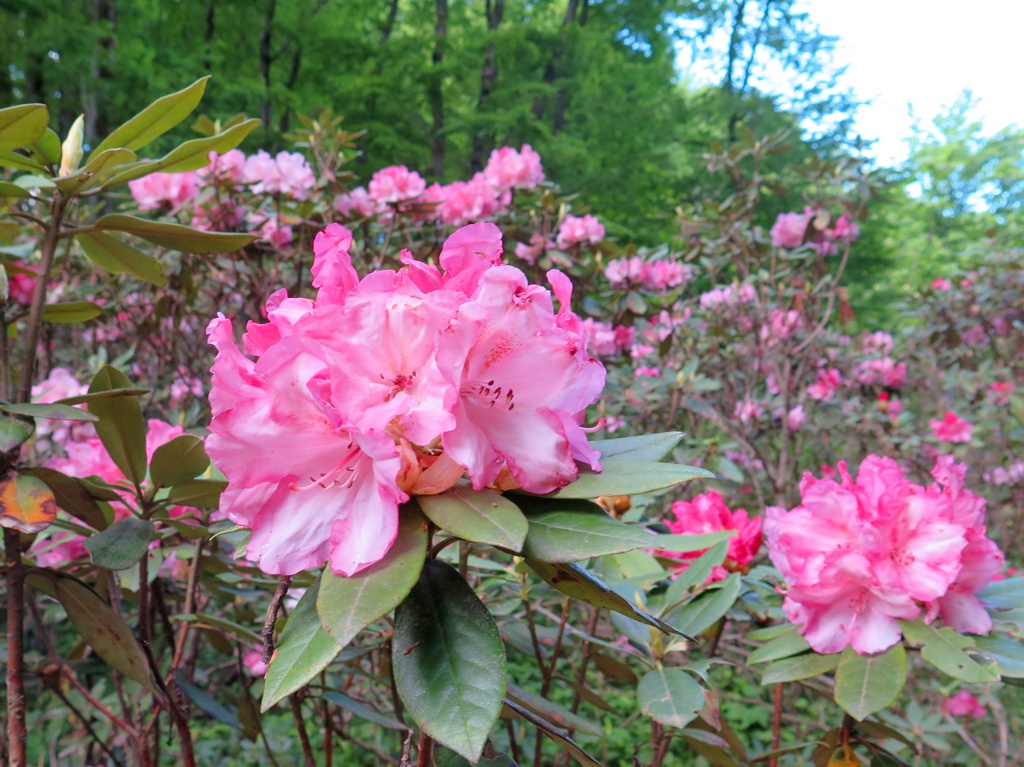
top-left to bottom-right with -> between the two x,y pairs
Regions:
2,82 -> 1024,767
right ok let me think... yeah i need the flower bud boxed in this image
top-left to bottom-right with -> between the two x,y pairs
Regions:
59,115 -> 85,176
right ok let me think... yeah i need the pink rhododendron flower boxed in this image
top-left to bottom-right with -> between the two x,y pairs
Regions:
198,149 -> 247,185
853,358 -> 907,389
830,212 -> 860,243
930,411 -> 973,443
604,257 -> 647,288
243,648 -> 269,677
556,214 -> 604,248
244,150 -> 315,200
7,272 -> 36,304
434,174 -> 508,226
645,260 -> 693,291
760,309 -> 802,346
733,397 -> 764,424
989,381 -> 1015,405
335,187 -> 386,218
206,223 -> 605,577
807,368 -> 841,401
785,404 -> 806,431
655,491 -> 762,583
770,210 -> 812,248
128,171 -> 199,210
368,165 -> 427,204
483,145 -> 545,191
514,233 -> 550,265
932,278 -> 952,291
635,366 -> 660,378
861,331 -> 895,356
945,691 -> 986,719
766,455 -> 1003,654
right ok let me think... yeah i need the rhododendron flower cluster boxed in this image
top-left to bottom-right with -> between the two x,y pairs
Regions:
128,171 -> 200,210
945,690 -> 987,719
766,455 -> 1004,654
556,214 -> 605,248
656,491 -> 763,583
243,150 -> 316,200
770,210 -> 812,248
930,411 -> 973,443
206,223 -> 605,577
605,257 -> 693,291
483,145 -> 545,192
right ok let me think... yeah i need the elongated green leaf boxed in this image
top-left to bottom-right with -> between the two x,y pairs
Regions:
262,578 -> 342,710
54,388 -> 151,406
317,507 -> 427,644
91,77 -> 210,156
42,301 -> 105,323
834,644 -> 906,721
418,486 -> 528,552
78,231 -> 167,286
168,479 -> 227,509
525,559 -> 679,635
30,128 -> 62,166
900,619 -> 999,683
664,573 -> 742,636
26,570 -> 161,696
149,435 -> 210,488
85,517 -> 154,570
14,174 -> 55,189
747,627 -> 811,665
506,683 -> 602,737
0,104 -> 48,150
502,699 -> 604,767
519,499 -> 656,562
0,149 -> 48,173
393,559 -> 507,762
0,401 -> 97,422
0,415 -> 34,452
638,667 -> 704,729
56,148 -> 136,195
0,181 -> 31,198
321,692 -> 405,730
99,119 -> 260,187
545,459 -> 713,499
175,673 -> 240,729
660,541 -> 730,613
977,577 -> 1024,610
589,432 -> 684,462
761,652 -> 840,684
432,747 -> 517,767
94,213 -> 256,254
87,366 -> 148,486
974,635 -> 1024,678
172,613 -> 262,644
655,531 -> 735,554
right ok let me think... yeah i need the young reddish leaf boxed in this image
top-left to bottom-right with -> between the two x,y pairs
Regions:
0,471 -> 57,534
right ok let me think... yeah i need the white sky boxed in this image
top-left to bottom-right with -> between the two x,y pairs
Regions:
798,0 -> 1024,164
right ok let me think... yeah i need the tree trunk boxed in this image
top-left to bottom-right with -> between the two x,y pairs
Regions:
470,0 -> 504,172
204,2 -> 216,71
381,0 -> 400,46
260,0 -> 278,133
429,0 -> 448,177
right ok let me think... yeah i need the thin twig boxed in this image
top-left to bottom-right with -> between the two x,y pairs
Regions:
261,575 -> 292,664
290,695 -> 317,767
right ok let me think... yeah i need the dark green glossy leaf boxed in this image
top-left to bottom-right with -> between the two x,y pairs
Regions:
545,459 -> 713,499
91,77 -> 210,156
0,401 -> 98,422
168,479 -> 227,509
761,652 -> 840,684
506,683 -> 602,737
655,531 -> 735,555
149,435 -> 210,489
393,559 -> 507,762
175,673 -> 241,729
588,432 -> 684,462
321,692 -> 404,730
663,573 -> 742,636
974,635 -> 1024,678
55,387 -> 151,406
87,366 -> 147,487
317,507 -> 427,644
638,667 -> 704,728
834,644 -> 906,721
418,486 -> 527,552
503,699 -> 603,766
78,231 -> 167,286
42,301 -> 105,323
519,499 -> 656,562
94,213 -> 256,254
0,104 -> 48,150
262,577 -> 341,711
84,517 -> 154,570
747,627 -> 811,665
900,619 -> 1000,683
660,541 -> 730,614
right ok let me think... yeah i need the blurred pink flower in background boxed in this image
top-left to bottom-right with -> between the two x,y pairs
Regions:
128,171 -> 199,210
244,150 -> 315,200
483,145 -> 545,192
368,165 -> 427,204
556,214 -> 604,248
769,210 -> 812,248
932,278 -> 952,291
930,411 -> 973,443
807,367 -> 842,400
945,690 -> 986,719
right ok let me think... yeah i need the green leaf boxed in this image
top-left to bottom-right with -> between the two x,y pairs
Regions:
588,432 -> 684,462
0,415 -> 34,452
519,499 -> 656,562
663,573 -> 742,636
175,673 -> 240,729
94,213 -> 256,254
149,435 -> 210,489
660,541 -> 730,613
317,507 -> 427,644
88,366 -> 148,487
638,667 -> 704,729
321,692 -> 405,730
30,128 -> 62,166
747,627 -> 811,665
506,683 -> 602,737
14,174 -> 55,189
544,459 -> 713,499
974,635 -> 1024,678
655,531 -> 735,555
834,644 -> 906,721
56,148 -> 137,195
54,388 -> 151,407
432,747 -> 517,766
502,699 -> 604,767
168,479 -> 227,509
172,613 -> 262,644
84,517 -> 154,570
26,570 -> 161,696
0,181 -> 31,198
0,104 -> 48,151
761,653 -> 840,684
262,577 -> 342,711
900,619 -> 999,683
0,149 -> 48,174
91,77 -> 210,156
525,558 -> 679,635
99,119 -> 260,187
78,231 -> 167,287
419,486 -> 528,552
978,577 -> 1024,610
42,302 -> 105,323
0,401 -> 98,422
393,559 -> 507,762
